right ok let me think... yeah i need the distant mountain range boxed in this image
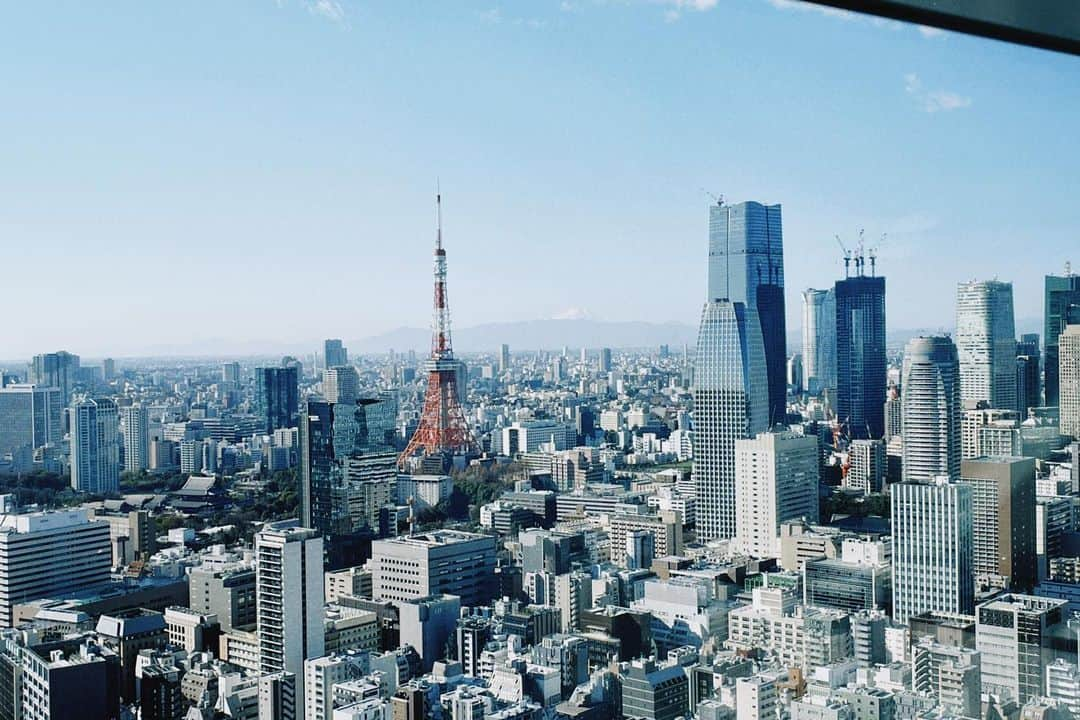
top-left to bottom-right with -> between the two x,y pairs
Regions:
350,315 -> 1045,356
349,319 -> 700,355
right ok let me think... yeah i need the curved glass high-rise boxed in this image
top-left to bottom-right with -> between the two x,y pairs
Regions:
802,288 -> 837,395
708,201 -> 786,425
692,299 -> 769,541
901,336 -> 961,483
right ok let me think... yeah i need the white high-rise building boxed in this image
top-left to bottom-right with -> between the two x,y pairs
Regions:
1061,325 -> 1080,439
256,520 -> 325,709
891,477 -> 974,623
956,280 -> 1017,410
70,397 -> 120,494
734,431 -> 819,558
846,439 -> 886,494
693,300 -> 769,541
736,676 -> 778,720
120,404 -> 149,473
802,288 -> 837,395
901,336 -> 961,483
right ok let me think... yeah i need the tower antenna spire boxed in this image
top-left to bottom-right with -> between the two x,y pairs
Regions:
398,186 -> 479,470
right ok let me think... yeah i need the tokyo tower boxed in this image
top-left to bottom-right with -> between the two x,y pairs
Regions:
398,192 -> 478,469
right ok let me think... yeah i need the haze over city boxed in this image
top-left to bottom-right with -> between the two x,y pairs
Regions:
3,0 -> 1078,357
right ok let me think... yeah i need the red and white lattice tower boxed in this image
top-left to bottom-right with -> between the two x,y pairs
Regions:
398,192 -> 478,468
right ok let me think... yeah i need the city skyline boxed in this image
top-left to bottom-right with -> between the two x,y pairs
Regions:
2,1 -> 1078,357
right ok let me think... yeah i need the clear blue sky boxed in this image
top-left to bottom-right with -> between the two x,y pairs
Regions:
2,0 -> 1078,358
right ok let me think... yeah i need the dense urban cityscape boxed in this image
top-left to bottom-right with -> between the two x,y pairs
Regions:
1,189 -> 1079,720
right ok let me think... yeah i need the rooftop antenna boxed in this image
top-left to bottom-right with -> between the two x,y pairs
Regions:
835,235 -> 852,278
1067,260 -> 1073,277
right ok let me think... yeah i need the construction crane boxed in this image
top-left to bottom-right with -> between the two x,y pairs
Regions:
835,235 -> 852,277
868,233 -> 886,277
701,188 -> 724,206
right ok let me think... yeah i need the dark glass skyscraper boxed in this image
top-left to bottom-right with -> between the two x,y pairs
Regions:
1044,272 -> 1080,407
707,201 -> 786,425
835,275 -> 887,439
300,395 -> 398,567
254,366 -> 299,433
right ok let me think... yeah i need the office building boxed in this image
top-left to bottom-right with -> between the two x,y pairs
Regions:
836,274 -> 887,439
399,594 -> 461,672
802,288 -> 837,395
1017,336 -> 1042,416
707,200 -> 786,425
1061,325 -> 1080,438
322,365 -> 360,404
609,511 -> 682,567
693,299 -> 769,541
120,404 -> 149,473
847,439 -> 886,494
0,509 -> 111,626
324,338 -> 348,369
734,431 -> 819,557
901,336 -> 961,482
28,350 -> 80,405
20,635 -> 121,720
621,657 -> 689,720
255,521 -> 324,708
70,397 -> 120,494
961,456 -> 1036,591
0,383 -> 62,460
976,594 -> 1066,703
956,280 -> 1017,410
221,361 -> 241,384
1044,271 -> 1080,407
498,343 -> 510,372
255,366 -> 299,433
788,353 -> 804,393
370,530 -> 497,607
188,561 -> 257,632
259,671 -> 297,720
599,347 -> 612,373
626,529 -> 655,571
891,478 -> 974,623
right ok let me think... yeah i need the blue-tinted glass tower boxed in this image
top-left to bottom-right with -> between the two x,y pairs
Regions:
1044,271 -> 1080,407
835,274 -> 887,439
708,201 -> 786,425
255,366 -> 299,433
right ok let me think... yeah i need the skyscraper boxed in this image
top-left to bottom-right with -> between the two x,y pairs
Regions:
734,430 -> 819,557
0,384 -> 62,457
498,343 -> 510,373
693,300 -> 769,541
891,477 -> 974,623
1016,332 -> 1041,413
901,336 -> 961,483
324,339 -> 348,369
29,351 -> 80,405
120,404 -> 149,473
1061,325 -> 1080,439
835,274 -> 887,439
71,398 -> 120,494
961,456 -> 1036,591
956,280 -> 1016,410
299,397 -> 397,566
255,366 -> 299,433
802,288 -> 837,395
707,200 -> 786,424
322,365 -> 359,404
255,520 -> 324,709
1044,270 -> 1080,407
